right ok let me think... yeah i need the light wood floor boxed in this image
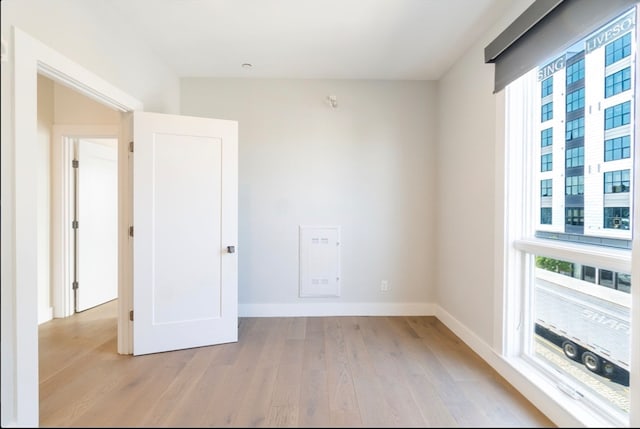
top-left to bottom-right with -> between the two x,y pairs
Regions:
39,300 -> 555,427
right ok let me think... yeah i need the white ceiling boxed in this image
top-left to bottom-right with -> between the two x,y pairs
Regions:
110,0 -> 510,80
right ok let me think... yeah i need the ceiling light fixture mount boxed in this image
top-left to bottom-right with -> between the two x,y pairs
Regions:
241,63 -> 253,69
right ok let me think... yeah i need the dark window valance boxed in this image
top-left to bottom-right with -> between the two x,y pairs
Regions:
485,0 -> 638,93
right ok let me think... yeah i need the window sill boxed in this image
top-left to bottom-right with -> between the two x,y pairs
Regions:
498,353 -> 628,428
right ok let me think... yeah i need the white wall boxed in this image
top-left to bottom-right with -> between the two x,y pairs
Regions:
182,78 -> 436,315
1,0 -> 180,114
54,83 -> 122,125
435,0 -> 533,347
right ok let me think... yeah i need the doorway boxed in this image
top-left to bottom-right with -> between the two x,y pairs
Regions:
73,137 -> 118,313
45,80 -> 122,320
6,27 -> 143,426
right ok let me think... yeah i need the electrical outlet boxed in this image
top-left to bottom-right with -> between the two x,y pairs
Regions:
381,280 -> 389,291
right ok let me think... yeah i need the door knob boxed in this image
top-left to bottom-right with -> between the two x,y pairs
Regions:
227,245 -> 236,254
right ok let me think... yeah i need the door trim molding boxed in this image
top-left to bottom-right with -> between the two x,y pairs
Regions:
6,25 -> 142,427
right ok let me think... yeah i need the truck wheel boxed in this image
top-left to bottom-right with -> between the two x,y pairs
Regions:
582,351 -> 600,373
562,341 -> 579,360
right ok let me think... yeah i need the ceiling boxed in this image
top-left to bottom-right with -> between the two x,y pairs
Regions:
109,0 -> 510,80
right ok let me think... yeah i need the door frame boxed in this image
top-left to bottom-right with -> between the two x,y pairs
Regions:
5,26 -> 142,426
51,125 -> 120,319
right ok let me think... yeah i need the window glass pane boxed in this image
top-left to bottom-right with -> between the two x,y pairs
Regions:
534,257 -> 630,398
542,76 -> 553,97
541,128 -> 553,147
605,135 -> 631,161
605,67 -> 631,97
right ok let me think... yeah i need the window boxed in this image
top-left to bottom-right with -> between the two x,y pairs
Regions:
604,169 -> 630,193
565,207 -> 584,225
605,135 -> 631,161
599,269 -> 615,288
617,273 -> 631,293
541,128 -> 553,147
541,102 -> 553,121
541,179 -> 552,197
540,207 -> 552,224
566,146 -> 584,167
565,117 -> 584,140
565,175 -> 584,195
582,265 -> 596,283
541,153 -> 553,172
494,4 -> 636,426
604,207 -> 630,230
566,87 -> 585,112
566,58 -> 585,84
605,32 -> 632,66
605,67 -> 632,97
541,76 -> 553,97
604,101 -> 631,130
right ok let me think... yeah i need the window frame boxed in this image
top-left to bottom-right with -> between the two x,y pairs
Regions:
497,40 -> 639,425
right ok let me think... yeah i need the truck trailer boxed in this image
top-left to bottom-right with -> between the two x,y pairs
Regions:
534,268 -> 630,386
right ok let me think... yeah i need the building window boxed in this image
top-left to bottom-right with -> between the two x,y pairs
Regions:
566,146 -> 584,167
599,269 -> 615,288
605,67 -> 632,97
617,273 -> 632,293
582,265 -> 596,283
605,32 -> 632,66
541,153 -> 553,172
566,57 -> 585,84
604,169 -> 630,193
565,207 -> 584,225
541,127 -> 553,147
604,206 -> 630,229
541,76 -> 553,97
565,175 -> 584,195
605,101 -> 631,129
540,207 -> 552,224
566,87 -> 585,112
565,117 -> 584,140
541,179 -> 552,197
541,102 -> 553,121
605,135 -> 631,161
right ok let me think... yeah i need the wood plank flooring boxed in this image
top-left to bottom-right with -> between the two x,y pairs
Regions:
39,300 -> 555,427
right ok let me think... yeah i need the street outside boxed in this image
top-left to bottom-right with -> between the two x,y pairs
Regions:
534,335 -> 629,414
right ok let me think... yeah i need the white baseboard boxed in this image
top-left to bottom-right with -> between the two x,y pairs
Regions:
239,301 -> 435,317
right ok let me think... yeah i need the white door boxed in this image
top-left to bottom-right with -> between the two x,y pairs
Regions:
76,138 -> 118,312
132,111 -> 238,355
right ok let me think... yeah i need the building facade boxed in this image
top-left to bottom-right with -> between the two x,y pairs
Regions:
536,10 -> 636,251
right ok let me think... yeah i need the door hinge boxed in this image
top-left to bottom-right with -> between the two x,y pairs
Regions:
129,141 -> 134,153
129,226 -> 134,237
72,281 -> 79,290
72,220 -> 79,229
129,310 -> 134,321
72,159 -> 79,168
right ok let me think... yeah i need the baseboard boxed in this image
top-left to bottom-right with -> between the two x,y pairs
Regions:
239,301 -> 435,317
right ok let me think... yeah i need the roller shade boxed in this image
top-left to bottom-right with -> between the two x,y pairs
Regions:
485,0 -> 638,93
